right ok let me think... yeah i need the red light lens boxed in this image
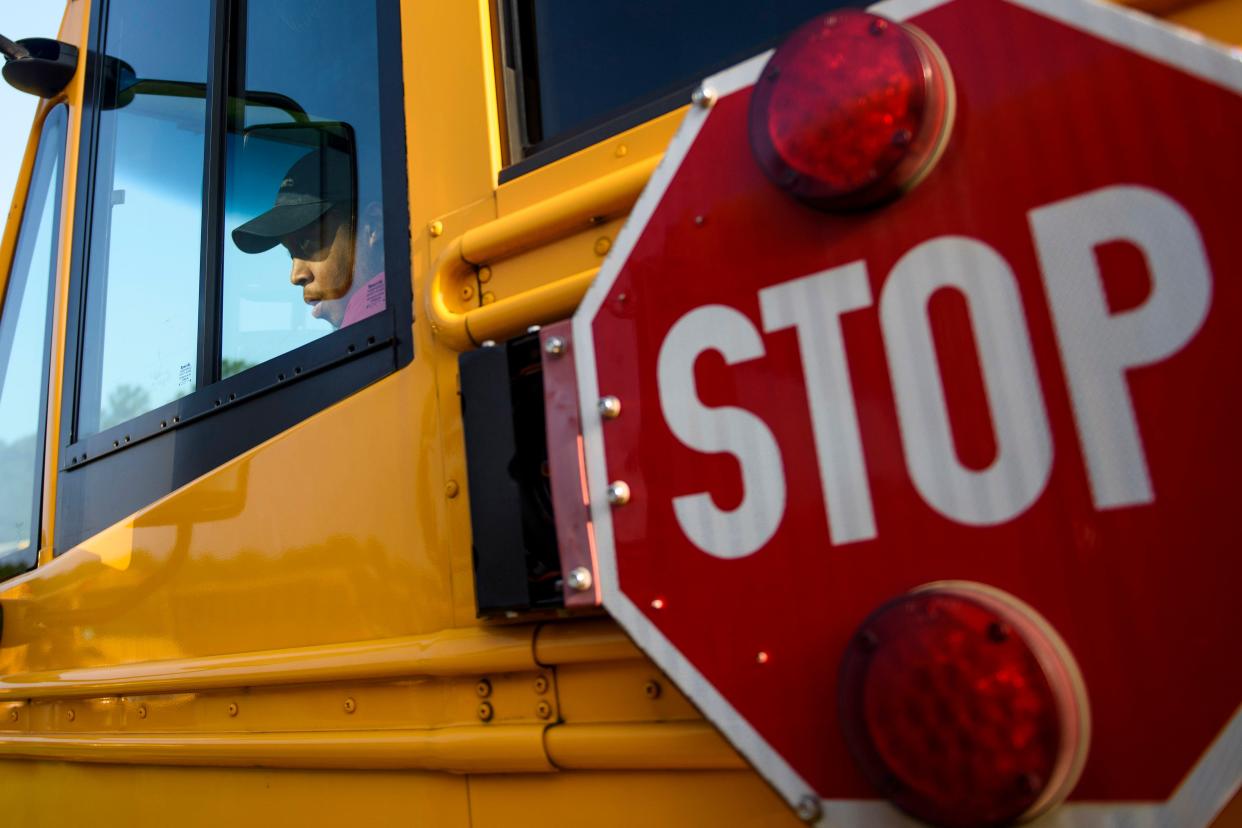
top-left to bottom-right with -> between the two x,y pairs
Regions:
838,583 -> 1089,828
748,10 -> 953,209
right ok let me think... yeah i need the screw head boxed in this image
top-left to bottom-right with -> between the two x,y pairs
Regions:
567,566 -> 593,592
66,709 -> 75,722
796,795 -> 822,822
598,395 -> 622,419
544,335 -> 566,357
476,679 -> 492,698
8,709 -> 17,722
478,266 -> 492,283
643,680 -> 662,700
533,675 -> 549,695
535,700 -> 553,720
477,701 -> 494,722
460,284 -> 475,301
445,480 -> 460,499
228,702 -> 239,717
429,220 -> 444,238
607,481 -> 631,506
343,697 -> 356,714
691,85 -> 717,108
481,291 -> 496,305
593,236 -> 612,257
137,704 -> 148,719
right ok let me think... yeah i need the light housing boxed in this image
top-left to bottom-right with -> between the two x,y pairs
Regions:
748,9 -> 954,210
838,581 -> 1090,828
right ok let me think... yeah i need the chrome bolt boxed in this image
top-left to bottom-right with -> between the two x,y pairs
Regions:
796,796 -> 822,822
691,85 -> 717,108
567,567 -> 593,592
598,395 -> 622,419
607,481 -> 631,506
544,336 -> 567,357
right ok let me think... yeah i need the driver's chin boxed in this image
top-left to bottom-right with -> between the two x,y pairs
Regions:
318,296 -> 349,329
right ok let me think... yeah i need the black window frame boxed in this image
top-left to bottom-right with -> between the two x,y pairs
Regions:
0,103 -> 68,578
496,1 -> 859,183
56,0 -> 412,552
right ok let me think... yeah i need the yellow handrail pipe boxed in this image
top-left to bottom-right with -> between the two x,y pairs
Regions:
426,155 -> 660,350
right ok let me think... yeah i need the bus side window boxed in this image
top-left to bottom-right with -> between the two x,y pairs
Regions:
0,105 -> 66,577
56,0 -> 409,550
499,0 -> 855,177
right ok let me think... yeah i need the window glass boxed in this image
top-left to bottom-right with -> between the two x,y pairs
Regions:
77,0 -> 209,434
0,105 -> 66,576
222,0 -> 388,378
514,1 -> 853,150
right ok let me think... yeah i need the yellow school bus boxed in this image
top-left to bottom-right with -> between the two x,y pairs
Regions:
0,1 -> 1238,826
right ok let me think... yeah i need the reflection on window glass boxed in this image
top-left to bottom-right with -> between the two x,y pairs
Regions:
0,106 -> 66,577
517,0 -> 851,148
77,0 -> 209,435
222,0 -> 387,378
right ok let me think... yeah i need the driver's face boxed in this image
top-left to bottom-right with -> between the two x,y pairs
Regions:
281,210 -> 354,328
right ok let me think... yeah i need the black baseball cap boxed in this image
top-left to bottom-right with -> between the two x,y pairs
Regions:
231,146 -> 354,254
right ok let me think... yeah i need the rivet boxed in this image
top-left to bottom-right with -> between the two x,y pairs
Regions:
477,701 -> 494,722
137,704 -> 148,719
476,679 -> 492,698
429,220 -> 444,238
478,266 -> 492,283
593,236 -> 612,257
796,796 -> 823,822
526,325 -> 541,334
481,291 -> 496,305
650,597 -> 665,610
533,675 -> 549,695
643,680 -> 661,700
544,336 -> 566,357
607,481 -> 631,506
567,567 -> 593,592
598,395 -> 621,419
756,651 -> 770,664
480,340 -> 497,348
615,144 -> 628,158
535,700 -> 552,720
343,697 -> 356,714
694,214 -> 705,226
445,480 -> 460,499
66,709 -> 75,722
227,702 -> 239,717
691,85 -> 717,108
460,284 -> 475,301
8,709 -> 17,722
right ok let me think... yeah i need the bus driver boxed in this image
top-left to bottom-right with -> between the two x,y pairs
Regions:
231,147 -> 385,329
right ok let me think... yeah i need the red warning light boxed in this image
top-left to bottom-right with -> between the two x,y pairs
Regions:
838,582 -> 1089,828
748,9 -> 954,210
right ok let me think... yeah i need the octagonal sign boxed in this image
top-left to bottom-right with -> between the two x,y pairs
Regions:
573,0 -> 1242,824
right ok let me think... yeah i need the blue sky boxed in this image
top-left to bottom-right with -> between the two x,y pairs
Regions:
0,4 -> 66,216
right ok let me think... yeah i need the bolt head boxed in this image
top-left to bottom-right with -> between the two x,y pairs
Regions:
480,339 -> 497,349
343,697 -> 356,714
795,796 -> 822,822
477,701 -> 494,722
567,566 -> 593,592
429,220 -> 444,238
445,480 -> 460,499
476,679 -> 492,698
598,395 -> 622,419
535,700 -> 553,720
544,336 -> 567,357
691,85 -> 717,108
607,481 -> 631,506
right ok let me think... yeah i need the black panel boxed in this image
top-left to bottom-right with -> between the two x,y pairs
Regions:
459,335 -> 561,616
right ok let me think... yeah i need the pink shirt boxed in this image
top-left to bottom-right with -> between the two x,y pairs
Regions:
342,272 -> 386,328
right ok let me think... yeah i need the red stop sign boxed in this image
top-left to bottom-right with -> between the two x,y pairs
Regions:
573,0 -> 1242,824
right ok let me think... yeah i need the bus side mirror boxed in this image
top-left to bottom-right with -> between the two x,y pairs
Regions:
1,36 -> 77,98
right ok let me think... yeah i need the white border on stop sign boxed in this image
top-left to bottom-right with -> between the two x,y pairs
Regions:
571,0 -> 1242,824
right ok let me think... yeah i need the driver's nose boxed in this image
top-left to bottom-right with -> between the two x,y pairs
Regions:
290,258 -> 313,287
